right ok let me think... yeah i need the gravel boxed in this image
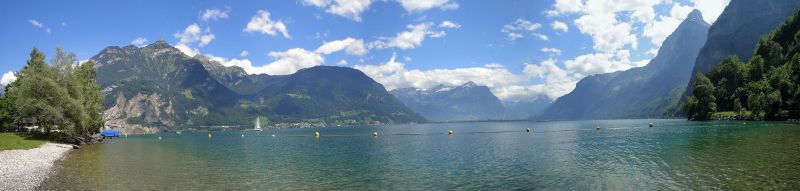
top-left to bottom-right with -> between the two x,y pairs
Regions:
0,143 -> 72,191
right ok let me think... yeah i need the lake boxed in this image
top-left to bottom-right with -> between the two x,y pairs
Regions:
39,119 -> 800,190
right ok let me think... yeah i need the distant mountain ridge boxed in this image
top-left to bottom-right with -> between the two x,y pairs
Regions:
390,82 -> 507,122
537,10 -> 710,120
92,40 -> 424,133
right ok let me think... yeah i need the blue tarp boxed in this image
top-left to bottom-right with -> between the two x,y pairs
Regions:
102,130 -> 120,137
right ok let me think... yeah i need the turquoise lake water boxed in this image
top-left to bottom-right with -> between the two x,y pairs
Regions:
39,119 -> 800,190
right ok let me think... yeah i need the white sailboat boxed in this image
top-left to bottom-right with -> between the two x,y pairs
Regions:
254,116 -> 263,131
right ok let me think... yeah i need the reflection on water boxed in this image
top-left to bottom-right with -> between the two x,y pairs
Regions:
39,119 -> 800,190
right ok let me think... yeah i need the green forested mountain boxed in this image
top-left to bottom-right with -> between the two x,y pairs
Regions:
684,0 -> 800,100
535,10 -> 709,120
687,8 -> 800,120
92,40 -> 424,133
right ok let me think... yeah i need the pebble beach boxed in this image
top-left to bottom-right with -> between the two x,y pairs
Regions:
0,143 -> 72,190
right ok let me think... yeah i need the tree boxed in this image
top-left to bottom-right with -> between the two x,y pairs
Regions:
688,73 -> 717,120
5,48 -> 104,142
733,98 -> 744,116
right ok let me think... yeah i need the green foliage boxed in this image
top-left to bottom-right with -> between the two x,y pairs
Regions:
692,9 -> 800,120
687,73 -> 716,120
2,48 -> 105,139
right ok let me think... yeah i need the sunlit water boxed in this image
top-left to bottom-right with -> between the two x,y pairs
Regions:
39,119 -> 800,190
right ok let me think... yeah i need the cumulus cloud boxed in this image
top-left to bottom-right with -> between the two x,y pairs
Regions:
397,0 -> 459,12
174,23 -> 215,47
520,59 -> 579,98
175,43 -> 201,57
244,10 -> 290,38
240,50 -> 249,57
1,71 -> 17,87
564,50 -> 648,77
643,3 -> 695,46
551,21 -> 568,32
369,23 -> 433,49
201,8 -> 230,21
131,37 -> 148,47
439,20 -> 461,29
355,54 -> 571,100
501,19 -> 544,41
540,0 -> 726,84
208,48 -> 323,75
315,37 -> 368,55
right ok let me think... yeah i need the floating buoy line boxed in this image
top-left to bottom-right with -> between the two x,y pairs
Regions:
172,122 -> 662,142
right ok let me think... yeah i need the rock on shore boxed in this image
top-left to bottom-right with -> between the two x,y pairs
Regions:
0,143 -> 72,190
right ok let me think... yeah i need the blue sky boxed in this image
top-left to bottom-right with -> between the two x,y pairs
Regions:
0,0 -> 730,101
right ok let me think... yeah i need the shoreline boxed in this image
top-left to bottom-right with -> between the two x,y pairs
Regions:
0,143 -> 73,191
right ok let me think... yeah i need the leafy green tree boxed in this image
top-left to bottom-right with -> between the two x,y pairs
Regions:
689,73 -> 717,120
5,48 -> 104,141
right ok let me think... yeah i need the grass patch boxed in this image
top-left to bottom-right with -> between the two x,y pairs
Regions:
0,132 -> 47,151
712,110 -> 754,117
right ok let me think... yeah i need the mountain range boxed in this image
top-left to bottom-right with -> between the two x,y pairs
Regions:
92,41 -> 424,133
390,82 -> 507,121
536,10 -> 709,120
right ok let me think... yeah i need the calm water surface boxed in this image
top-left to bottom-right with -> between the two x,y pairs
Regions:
40,119 -> 800,190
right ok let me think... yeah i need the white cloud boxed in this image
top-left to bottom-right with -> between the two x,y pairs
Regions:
643,3 -> 694,46
689,0 -> 730,23
303,0 -> 373,22
244,10 -> 291,38
1,71 -> 17,87
501,19 -> 544,41
533,33 -> 549,41
240,50 -> 249,57
397,0 -> 459,12
201,8 -> 230,21
564,50 -> 648,77
28,19 -> 51,34
541,47 -> 562,56
336,60 -> 348,65
263,48 -> 324,75
370,23 -> 433,49
519,59 -> 578,98
174,23 -> 215,47
315,37 -> 368,55
551,21 -> 568,32
131,37 -> 148,47
439,20 -> 461,29
29,20 -> 43,28
175,43 -> 200,57
355,54 -> 568,100
208,48 -> 323,75
427,31 -> 446,38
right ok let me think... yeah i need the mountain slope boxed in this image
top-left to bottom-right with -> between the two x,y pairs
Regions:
390,82 -> 506,122
537,10 -> 709,120
93,41 -> 424,133
684,0 -> 800,98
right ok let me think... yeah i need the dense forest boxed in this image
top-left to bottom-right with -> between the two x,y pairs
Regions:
687,9 -> 800,120
0,48 -> 104,143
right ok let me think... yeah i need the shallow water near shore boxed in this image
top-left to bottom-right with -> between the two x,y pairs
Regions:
39,119 -> 800,190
